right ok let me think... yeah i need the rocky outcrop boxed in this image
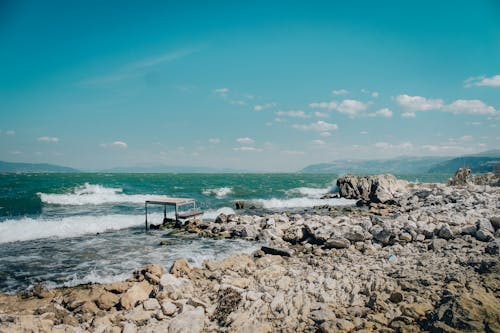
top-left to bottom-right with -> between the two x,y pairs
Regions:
336,174 -> 409,203
448,167 -> 472,186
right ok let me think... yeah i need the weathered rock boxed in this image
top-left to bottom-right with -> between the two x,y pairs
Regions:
143,298 -> 161,311
161,301 -> 177,316
448,167 -> 472,186
261,245 -> 293,257
337,174 -> 408,203
120,281 -> 153,310
168,306 -> 205,333
324,237 -> 350,249
170,258 -> 191,277
96,291 -> 120,310
282,226 -> 306,244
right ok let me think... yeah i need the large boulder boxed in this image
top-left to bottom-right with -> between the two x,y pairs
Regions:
336,174 -> 408,203
120,281 -> 153,310
448,167 -> 472,186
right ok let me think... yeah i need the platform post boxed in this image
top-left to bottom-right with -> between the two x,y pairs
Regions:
145,202 -> 148,230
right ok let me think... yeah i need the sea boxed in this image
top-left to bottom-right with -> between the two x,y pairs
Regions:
0,173 -> 450,294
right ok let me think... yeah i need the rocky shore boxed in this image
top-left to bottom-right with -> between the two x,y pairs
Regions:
1,171 -> 499,332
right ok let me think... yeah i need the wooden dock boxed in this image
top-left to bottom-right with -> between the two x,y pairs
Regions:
144,197 -> 203,230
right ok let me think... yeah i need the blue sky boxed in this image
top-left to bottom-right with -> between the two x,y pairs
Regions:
0,0 -> 499,171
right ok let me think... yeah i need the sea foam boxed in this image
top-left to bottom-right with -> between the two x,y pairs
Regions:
38,183 -> 159,205
252,197 -> 355,209
202,187 -> 233,198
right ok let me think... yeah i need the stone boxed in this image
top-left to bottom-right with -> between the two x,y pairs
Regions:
170,258 -> 191,277
399,232 -> 412,242
120,281 -> 153,310
96,291 -> 120,310
124,306 -> 152,326
31,283 -> 54,299
485,241 -> 499,255
389,291 -> 403,303
448,167 -> 472,186
161,301 -> 177,316
490,217 -> 500,230
261,245 -> 293,257
324,237 -> 350,249
438,224 -> 454,240
122,322 -> 137,333
337,174 -> 408,203
282,226 -> 306,244
168,306 -> 205,333
475,228 -> 494,242
104,282 -> 130,294
310,309 -> 337,323
143,298 -> 161,311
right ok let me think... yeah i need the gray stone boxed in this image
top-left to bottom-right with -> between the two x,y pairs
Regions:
324,237 -> 350,249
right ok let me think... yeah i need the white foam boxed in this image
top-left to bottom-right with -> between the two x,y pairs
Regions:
286,186 -> 332,198
0,213 -> 159,244
252,197 -> 356,209
38,183 -> 159,205
202,187 -> 233,198
202,207 -> 235,219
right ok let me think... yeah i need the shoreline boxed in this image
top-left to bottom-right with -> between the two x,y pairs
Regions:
0,172 -> 499,332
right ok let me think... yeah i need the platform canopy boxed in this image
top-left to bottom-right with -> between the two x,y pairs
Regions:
145,197 -> 195,206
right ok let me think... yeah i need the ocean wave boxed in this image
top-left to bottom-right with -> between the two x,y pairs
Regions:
0,213 -> 155,244
286,186 -> 332,198
252,197 -> 355,209
38,183 -> 159,205
202,187 -> 233,198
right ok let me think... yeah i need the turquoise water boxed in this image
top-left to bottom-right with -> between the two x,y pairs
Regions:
0,173 -> 450,293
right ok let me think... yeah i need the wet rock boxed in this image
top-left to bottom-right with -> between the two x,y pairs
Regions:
261,245 -> 293,257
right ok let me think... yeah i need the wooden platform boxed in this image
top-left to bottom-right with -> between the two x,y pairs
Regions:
144,197 -> 203,230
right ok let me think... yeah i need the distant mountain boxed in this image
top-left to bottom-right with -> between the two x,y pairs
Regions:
427,150 -> 500,173
0,161 -> 78,173
299,150 -> 500,174
299,156 -> 449,174
99,165 -> 246,173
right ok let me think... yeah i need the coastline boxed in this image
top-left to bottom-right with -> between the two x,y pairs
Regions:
0,173 -> 499,332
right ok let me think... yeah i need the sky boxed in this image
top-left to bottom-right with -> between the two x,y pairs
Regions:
0,0 -> 499,171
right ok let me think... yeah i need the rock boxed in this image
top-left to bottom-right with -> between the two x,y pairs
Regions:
124,306 -> 152,326
337,174 -> 408,203
320,319 -> 355,333
122,322 -> 137,333
310,309 -> 337,323
475,228 -> 494,242
104,281 -> 130,294
389,291 -> 403,303
473,172 -> 500,186
282,226 -> 306,244
96,291 -> 120,310
486,241 -> 499,255
438,224 -> 454,240
215,213 -> 228,224
211,288 -> 242,324
120,281 -> 153,310
324,237 -> 350,249
31,283 -> 54,299
490,216 -> 500,230
161,301 -> 177,316
261,245 -> 293,257
448,167 -> 472,186
168,306 -> 205,333
143,298 -> 161,311
170,258 -> 191,277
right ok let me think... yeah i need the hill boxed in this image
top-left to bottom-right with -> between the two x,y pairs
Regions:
0,161 -> 78,173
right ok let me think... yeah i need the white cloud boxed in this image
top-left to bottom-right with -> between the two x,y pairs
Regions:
275,110 -> 309,118
292,121 -> 339,132
332,89 -> 349,95
214,88 -> 229,96
309,101 -> 337,110
374,142 -> 413,150
396,94 -> 444,112
209,138 -> 221,144
370,108 -> 393,118
442,99 -> 497,115
336,99 -> 369,117
311,139 -> 326,145
361,89 -> 379,98
100,141 -> 128,149
465,74 -> 500,87
314,111 -> 329,118
401,112 -> 416,118
360,131 -> 368,135
459,135 -> 473,142
37,136 -> 59,143
236,137 -> 254,144
1,130 -> 15,136
233,146 -> 262,152
254,102 -> 276,111
371,92 -> 379,98
320,132 -> 331,137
